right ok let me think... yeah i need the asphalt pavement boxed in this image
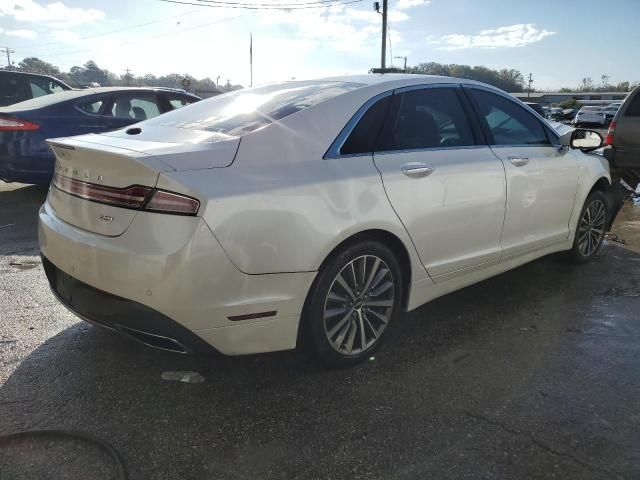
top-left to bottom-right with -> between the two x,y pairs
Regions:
1,182 -> 639,480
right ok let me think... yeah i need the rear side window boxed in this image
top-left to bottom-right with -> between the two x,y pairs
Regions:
143,81 -> 363,136
28,77 -> 66,98
469,89 -> 549,146
169,96 -> 197,110
624,93 -> 640,117
341,96 -> 391,155
110,95 -> 161,120
77,99 -> 104,114
378,88 -> 475,151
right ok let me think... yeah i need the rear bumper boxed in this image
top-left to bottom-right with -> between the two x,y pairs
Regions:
38,198 -> 316,355
42,255 -> 218,354
0,133 -> 55,185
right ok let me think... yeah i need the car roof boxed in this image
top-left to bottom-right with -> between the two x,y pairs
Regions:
0,70 -> 72,89
0,86 -> 199,112
317,73 -> 484,88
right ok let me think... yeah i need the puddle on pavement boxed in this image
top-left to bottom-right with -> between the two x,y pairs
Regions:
610,196 -> 640,254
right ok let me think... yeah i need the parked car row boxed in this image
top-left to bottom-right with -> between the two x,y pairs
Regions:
0,72 -> 201,184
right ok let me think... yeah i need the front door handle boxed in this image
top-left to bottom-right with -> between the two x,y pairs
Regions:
508,156 -> 530,167
401,162 -> 435,178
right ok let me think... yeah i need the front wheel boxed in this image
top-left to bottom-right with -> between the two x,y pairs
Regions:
569,191 -> 608,263
302,240 -> 403,368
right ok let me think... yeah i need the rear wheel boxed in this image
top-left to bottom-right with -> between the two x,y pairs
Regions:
302,240 -> 402,367
569,191 -> 608,263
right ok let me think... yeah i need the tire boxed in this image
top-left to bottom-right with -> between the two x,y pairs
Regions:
302,240 -> 403,368
569,191 -> 608,263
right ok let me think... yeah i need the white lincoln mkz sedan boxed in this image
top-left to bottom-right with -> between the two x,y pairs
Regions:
39,75 -> 619,367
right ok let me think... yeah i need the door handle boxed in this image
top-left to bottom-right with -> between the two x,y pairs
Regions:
508,156 -> 530,167
401,162 -> 435,178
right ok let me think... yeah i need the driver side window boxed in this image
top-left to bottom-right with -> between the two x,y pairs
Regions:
469,89 -> 549,146
378,87 -> 476,151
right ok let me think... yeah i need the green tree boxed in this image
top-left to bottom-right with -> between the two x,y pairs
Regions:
406,61 -> 525,92
17,57 -> 61,77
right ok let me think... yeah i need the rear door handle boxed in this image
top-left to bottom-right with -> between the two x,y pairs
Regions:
508,156 -> 530,167
401,162 -> 435,178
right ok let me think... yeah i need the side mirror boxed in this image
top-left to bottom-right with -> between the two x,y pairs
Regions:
569,129 -> 603,152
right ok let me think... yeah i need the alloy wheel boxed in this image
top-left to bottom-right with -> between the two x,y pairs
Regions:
323,255 -> 395,356
577,199 -> 606,257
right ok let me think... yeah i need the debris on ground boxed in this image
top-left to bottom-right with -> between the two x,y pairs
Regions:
0,223 -> 15,230
519,326 -> 537,332
161,371 -> 205,383
605,233 -> 626,245
9,261 -> 41,270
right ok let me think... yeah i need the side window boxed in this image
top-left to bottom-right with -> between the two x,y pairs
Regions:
110,95 -> 161,120
378,88 -> 475,152
624,93 -> 640,117
77,99 -> 104,114
469,89 -> 549,146
49,81 -> 66,94
169,96 -> 196,110
0,74 -> 29,104
29,78 -> 49,98
341,96 -> 391,155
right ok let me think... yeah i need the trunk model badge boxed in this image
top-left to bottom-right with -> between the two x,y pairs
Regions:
99,215 -> 114,222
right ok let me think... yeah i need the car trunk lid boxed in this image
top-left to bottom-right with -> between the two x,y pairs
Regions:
46,132 -> 239,236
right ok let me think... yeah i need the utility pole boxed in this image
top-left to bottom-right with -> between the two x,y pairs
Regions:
1,47 -> 15,70
380,0 -> 387,69
123,67 -> 132,86
249,33 -> 253,87
527,73 -> 533,99
394,56 -> 407,72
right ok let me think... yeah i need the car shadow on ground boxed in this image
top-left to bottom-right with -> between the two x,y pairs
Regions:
2,241 -> 640,479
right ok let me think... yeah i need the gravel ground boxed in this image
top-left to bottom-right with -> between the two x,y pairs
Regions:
1,183 -> 639,480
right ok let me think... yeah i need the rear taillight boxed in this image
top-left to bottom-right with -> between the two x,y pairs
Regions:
605,121 -> 616,145
52,172 -> 200,215
145,190 -> 200,215
0,115 -> 39,131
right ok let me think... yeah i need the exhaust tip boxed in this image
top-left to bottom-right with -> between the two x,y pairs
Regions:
115,324 -> 188,354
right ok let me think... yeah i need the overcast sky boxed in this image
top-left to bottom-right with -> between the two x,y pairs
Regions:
0,0 -> 638,90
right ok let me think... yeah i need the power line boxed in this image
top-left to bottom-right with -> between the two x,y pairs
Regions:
11,9 -> 201,53
159,0 -> 363,10
197,0 -> 351,5
22,14 -> 244,60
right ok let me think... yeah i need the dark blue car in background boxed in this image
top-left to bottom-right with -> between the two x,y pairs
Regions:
0,87 -> 200,185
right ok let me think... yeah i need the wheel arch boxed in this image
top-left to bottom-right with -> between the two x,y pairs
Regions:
297,228 -> 413,350
315,229 -> 413,311
588,176 -> 611,195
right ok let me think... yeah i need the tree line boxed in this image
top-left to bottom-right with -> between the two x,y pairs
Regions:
10,57 -> 639,94
8,57 -> 241,93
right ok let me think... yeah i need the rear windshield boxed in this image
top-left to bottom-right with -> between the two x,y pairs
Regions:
581,106 -> 603,112
143,81 -> 364,136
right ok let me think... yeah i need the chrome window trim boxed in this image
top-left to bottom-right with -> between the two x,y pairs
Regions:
462,84 -> 561,147
374,144 -> 488,157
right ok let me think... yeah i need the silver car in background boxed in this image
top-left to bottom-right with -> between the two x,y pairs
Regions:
574,106 -> 607,127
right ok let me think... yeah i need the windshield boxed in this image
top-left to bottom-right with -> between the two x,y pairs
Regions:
143,81 -> 363,136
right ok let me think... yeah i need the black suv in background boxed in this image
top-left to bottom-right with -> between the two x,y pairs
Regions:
604,86 -> 640,190
0,71 -> 72,107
